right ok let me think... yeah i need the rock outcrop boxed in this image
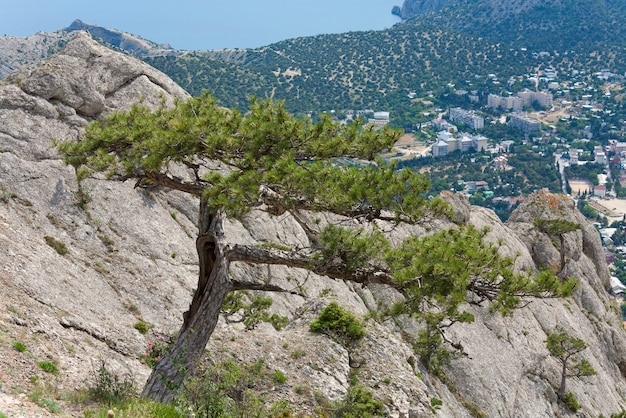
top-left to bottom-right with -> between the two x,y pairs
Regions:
392,0 -> 453,19
65,20 -> 177,57
1,32 -> 626,417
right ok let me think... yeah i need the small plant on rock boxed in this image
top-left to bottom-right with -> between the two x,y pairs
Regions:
37,361 -> 59,375
133,321 -> 152,335
12,341 -> 27,353
90,361 -> 137,404
273,370 -> 287,384
44,236 -> 69,255
310,301 -> 365,347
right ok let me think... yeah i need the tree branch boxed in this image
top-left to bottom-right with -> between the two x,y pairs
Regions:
146,172 -> 206,196
230,279 -> 306,297
227,244 -> 396,287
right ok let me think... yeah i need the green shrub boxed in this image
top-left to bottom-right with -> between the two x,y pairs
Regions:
336,385 -> 384,418
12,341 -> 27,353
39,398 -> 62,414
562,391 -> 579,412
44,236 -> 69,255
273,370 -> 287,384
90,361 -> 137,404
133,321 -> 151,335
29,385 -> 63,414
291,350 -> 306,359
85,399 -> 183,418
180,358 -> 292,417
310,301 -> 365,346
37,361 -> 59,375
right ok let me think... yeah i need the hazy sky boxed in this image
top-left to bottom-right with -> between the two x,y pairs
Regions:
1,1 -> 402,50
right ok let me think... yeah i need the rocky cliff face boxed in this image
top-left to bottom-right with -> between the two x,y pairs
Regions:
1,32 -> 626,417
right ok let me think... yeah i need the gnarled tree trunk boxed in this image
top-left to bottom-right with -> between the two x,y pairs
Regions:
142,202 -> 232,403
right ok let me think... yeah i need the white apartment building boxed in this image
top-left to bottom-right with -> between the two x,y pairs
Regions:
449,108 -> 484,130
488,90 -> 553,110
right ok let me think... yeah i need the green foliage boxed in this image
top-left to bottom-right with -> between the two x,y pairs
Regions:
37,361 -> 59,375
273,369 -> 287,384
44,236 -> 69,255
534,219 -> 581,238
414,324 -> 451,378
133,321 -> 152,334
318,225 -> 390,276
38,398 -> 62,414
90,361 -> 137,405
56,94 -> 441,222
0,187 -> 17,203
139,338 -> 174,369
310,302 -> 366,346
577,198 -> 600,220
315,384 -> 384,418
385,225 -> 576,374
461,399 -> 487,418
565,162 -> 605,186
387,225 -> 576,318
222,291 -> 289,331
545,327 -> 596,401
29,385 -> 63,414
336,385 -> 385,418
12,341 -> 27,353
545,328 -> 590,365
290,350 -> 306,359
85,399 -> 184,418
180,358 -> 292,418
430,397 -> 443,410
562,391 -> 579,412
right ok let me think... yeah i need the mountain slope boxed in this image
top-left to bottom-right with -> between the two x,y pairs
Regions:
1,32 -> 626,417
146,24 -> 537,114
141,0 -> 626,118
401,0 -> 626,51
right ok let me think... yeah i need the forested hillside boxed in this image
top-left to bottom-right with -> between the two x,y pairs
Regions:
143,0 -> 626,127
145,24 -> 535,122
407,0 -> 626,52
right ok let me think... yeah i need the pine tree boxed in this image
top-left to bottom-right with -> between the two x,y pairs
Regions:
56,93 -> 576,403
545,327 -> 596,401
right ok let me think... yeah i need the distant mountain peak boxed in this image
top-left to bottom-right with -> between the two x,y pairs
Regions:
394,0 -> 452,19
66,18 -> 87,30
64,19 -> 176,57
